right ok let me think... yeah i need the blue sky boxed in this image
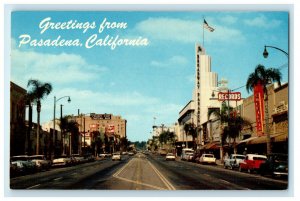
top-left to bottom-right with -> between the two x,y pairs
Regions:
10,11 -> 289,142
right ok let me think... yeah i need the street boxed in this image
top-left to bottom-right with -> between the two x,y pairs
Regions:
10,152 -> 288,190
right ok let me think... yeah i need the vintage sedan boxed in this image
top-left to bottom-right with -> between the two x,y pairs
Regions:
199,154 -> 216,165
239,154 -> 267,173
10,155 -> 37,175
112,153 -> 121,161
28,155 -> 51,171
52,155 -> 72,167
259,153 -> 288,177
224,154 -> 246,170
165,153 -> 176,161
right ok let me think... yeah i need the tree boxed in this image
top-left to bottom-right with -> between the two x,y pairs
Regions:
209,103 -> 252,155
246,64 -> 281,154
59,116 -> 79,155
183,123 -> 197,148
27,79 -> 52,155
120,137 -> 128,152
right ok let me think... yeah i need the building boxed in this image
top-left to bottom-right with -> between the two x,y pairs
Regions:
73,113 -> 127,153
238,83 -> 288,154
178,44 -> 222,149
10,82 -> 27,156
177,44 -> 245,159
152,124 -> 176,137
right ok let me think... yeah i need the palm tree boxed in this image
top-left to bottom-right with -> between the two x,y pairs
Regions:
246,64 -> 281,154
27,79 -> 52,155
183,123 -> 197,149
209,104 -> 252,155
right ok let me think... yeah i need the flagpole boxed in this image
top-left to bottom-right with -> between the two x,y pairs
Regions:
202,16 -> 205,48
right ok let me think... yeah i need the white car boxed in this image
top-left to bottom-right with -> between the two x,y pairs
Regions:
223,154 -> 246,169
71,154 -> 85,164
199,154 -> 216,164
28,155 -> 51,170
112,153 -> 121,161
52,155 -> 72,167
165,153 -> 176,161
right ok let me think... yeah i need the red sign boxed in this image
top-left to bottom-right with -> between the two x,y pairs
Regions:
254,83 -> 264,136
218,92 -> 241,101
105,125 -> 115,133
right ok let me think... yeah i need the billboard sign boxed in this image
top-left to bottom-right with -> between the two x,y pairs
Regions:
105,125 -> 115,133
218,92 -> 241,101
90,113 -> 111,120
254,83 -> 264,136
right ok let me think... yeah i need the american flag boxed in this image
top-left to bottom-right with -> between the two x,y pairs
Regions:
203,19 -> 215,32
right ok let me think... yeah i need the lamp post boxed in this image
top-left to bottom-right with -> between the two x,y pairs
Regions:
262,45 -> 288,155
263,45 -> 288,58
52,96 -> 71,159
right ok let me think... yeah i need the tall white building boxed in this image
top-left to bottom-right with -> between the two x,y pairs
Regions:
192,44 -> 222,145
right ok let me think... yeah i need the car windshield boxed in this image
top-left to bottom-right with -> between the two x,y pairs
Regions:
167,153 -> 174,156
30,156 -> 43,160
273,154 -> 288,162
205,155 -> 214,158
253,157 -> 267,161
235,156 -> 245,159
11,156 -> 28,161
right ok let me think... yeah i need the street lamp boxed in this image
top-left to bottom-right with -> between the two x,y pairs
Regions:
52,96 -> 71,159
263,45 -> 288,58
263,45 -> 288,155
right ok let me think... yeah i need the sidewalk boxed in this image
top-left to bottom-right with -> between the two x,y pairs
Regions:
216,159 -> 223,166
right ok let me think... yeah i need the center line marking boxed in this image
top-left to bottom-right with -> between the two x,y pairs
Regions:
27,184 -> 41,189
53,177 -> 63,181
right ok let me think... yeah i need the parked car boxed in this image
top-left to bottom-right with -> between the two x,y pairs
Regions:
165,153 -> 176,161
190,153 -> 201,163
84,154 -> 95,162
199,154 -> 216,165
239,154 -> 267,173
99,153 -> 111,158
259,153 -> 288,178
112,153 -> 121,161
223,154 -> 246,170
10,162 -> 18,177
10,155 -> 37,175
128,152 -> 135,156
71,154 -> 85,164
52,155 -> 72,167
28,155 -> 51,171
181,148 -> 194,161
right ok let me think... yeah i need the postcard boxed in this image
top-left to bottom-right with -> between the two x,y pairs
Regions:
8,8 -> 289,193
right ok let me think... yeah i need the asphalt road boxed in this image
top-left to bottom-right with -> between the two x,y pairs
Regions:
10,153 -> 288,190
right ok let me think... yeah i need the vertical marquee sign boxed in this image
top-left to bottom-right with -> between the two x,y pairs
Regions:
254,83 -> 264,136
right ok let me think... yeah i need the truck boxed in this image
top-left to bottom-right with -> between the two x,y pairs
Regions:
223,154 -> 246,170
181,148 -> 194,161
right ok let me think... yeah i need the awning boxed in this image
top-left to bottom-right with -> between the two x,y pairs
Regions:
273,133 -> 288,142
237,136 -> 258,145
247,133 -> 288,145
202,142 -> 220,150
